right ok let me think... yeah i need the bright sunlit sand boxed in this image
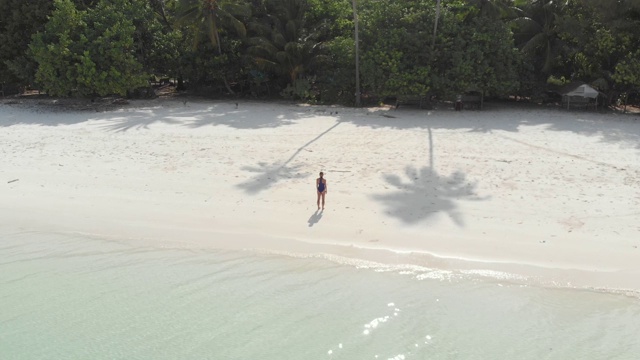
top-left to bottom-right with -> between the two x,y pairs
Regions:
1,98 -> 639,292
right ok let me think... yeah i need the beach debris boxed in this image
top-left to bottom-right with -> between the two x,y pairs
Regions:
7,179 -> 19,184
382,114 -> 396,118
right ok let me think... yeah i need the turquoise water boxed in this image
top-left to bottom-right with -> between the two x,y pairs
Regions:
1,232 -> 639,360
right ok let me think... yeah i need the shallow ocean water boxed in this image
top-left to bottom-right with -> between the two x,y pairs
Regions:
1,232 -> 639,360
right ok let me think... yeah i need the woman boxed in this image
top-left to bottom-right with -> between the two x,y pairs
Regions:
316,172 -> 327,210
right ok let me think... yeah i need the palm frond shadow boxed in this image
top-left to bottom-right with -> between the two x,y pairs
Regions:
373,166 -> 487,226
102,114 -> 182,132
237,161 -> 305,194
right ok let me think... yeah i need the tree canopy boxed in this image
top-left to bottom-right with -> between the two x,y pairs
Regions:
0,0 -> 637,105
29,0 -> 150,96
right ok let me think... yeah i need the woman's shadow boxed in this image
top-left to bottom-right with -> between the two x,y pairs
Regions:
307,209 -> 323,227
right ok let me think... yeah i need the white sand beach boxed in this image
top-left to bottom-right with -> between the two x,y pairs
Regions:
2,99 -> 639,292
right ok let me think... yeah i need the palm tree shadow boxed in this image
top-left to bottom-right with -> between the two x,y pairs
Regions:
237,162 -> 305,194
307,210 -> 323,227
103,114 -> 182,132
373,166 -> 487,226
236,122 -> 342,194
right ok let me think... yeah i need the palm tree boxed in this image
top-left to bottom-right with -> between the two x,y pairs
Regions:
149,0 -> 172,28
177,0 -> 250,93
247,0 -> 326,88
511,0 -> 566,74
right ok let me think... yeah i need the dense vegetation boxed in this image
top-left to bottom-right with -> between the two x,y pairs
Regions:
0,0 -> 638,105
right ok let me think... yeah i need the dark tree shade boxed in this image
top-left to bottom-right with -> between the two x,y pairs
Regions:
0,0 -> 54,88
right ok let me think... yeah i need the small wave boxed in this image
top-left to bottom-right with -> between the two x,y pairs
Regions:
245,247 -> 640,299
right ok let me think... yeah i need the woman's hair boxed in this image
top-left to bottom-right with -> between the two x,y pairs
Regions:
319,172 -> 324,177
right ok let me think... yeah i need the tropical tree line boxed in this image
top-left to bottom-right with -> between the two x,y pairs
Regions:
0,0 -> 639,105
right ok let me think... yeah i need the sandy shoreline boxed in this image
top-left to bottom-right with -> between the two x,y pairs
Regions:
1,99 -> 639,292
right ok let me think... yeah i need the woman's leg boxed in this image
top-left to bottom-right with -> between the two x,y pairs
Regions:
317,192 -> 321,209
321,192 -> 326,209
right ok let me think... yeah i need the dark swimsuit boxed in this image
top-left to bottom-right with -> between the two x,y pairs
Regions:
317,178 -> 326,192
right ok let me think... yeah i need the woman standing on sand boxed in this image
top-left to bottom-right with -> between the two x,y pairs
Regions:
316,172 -> 327,210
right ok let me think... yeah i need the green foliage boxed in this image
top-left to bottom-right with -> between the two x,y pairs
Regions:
547,75 -> 568,86
304,0 -> 354,103
1,0 -> 638,103
515,55 -> 542,97
553,0 -> 640,99
143,28 -> 183,79
126,1 -> 183,79
177,41 -> 241,87
470,19 -> 520,96
175,0 -> 251,93
433,13 -> 519,97
247,0 -> 328,88
315,35 -> 355,104
176,0 -> 250,54
0,0 -> 54,87
29,0 -> 149,97
511,0 -> 567,74
465,0 -> 519,21
359,0 -> 435,96
612,50 -> 640,88
280,76 -> 318,101
306,0 -> 352,37
358,0 -> 518,98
